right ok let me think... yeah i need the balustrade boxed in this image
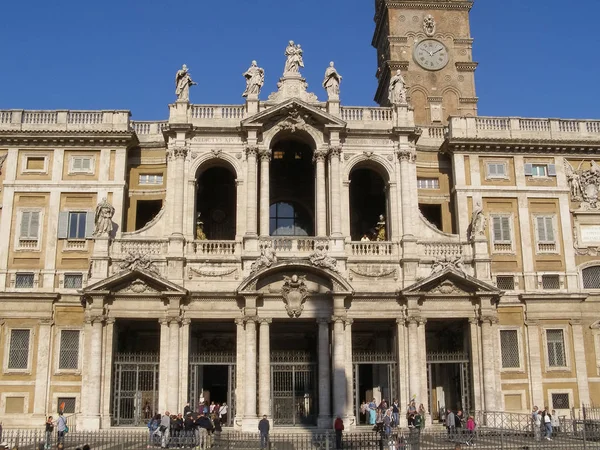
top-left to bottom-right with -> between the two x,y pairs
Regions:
131,121 -> 168,135
112,239 -> 168,256
340,107 -> 393,123
348,241 -> 395,256
22,111 -> 58,125
67,111 -> 103,125
420,242 -> 464,258
265,237 -> 317,253
187,240 -> 239,256
190,105 -> 246,120
475,117 -> 510,131
519,119 -> 550,132
0,111 -> 12,124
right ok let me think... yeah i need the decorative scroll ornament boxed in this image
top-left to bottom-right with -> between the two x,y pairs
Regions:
349,265 -> 397,279
469,203 -> 487,241
281,274 -> 309,318
309,241 -> 338,272
119,252 -> 159,275
250,243 -> 277,274
565,160 -> 600,209
423,15 -> 436,37
431,254 -> 466,276
188,265 -> 237,278
92,198 -> 115,237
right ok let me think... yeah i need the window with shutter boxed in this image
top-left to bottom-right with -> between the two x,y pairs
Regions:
8,329 -> 30,369
535,215 -> 557,253
531,164 -> 548,177
18,210 -> 41,248
491,215 -> 512,253
486,162 -> 507,179
70,156 -> 94,174
68,212 -> 87,239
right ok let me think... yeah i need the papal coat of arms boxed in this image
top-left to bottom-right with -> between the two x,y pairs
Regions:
281,274 -> 309,318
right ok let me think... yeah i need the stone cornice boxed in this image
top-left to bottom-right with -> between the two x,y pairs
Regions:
0,131 -> 136,148
519,293 -> 588,302
384,0 -> 473,10
444,141 -> 600,155
456,62 -> 478,72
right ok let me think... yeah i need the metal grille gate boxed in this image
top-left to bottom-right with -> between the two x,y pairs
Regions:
352,351 -> 398,420
188,353 -> 236,427
271,351 -> 317,426
112,353 -> 159,426
426,351 -> 472,416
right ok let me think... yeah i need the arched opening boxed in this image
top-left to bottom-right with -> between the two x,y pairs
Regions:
196,165 -> 237,240
349,167 -> 388,241
269,138 -> 315,236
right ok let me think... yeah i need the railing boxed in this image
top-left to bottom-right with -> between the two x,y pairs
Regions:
0,111 -> 12,123
474,410 -> 533,432
111,239 -> 168,256
0,110 -> 130,131
187,240 -> 239,256
427,126 -> 446,139
340,106 -> 393,123
190,105 -> 246,120
519,118 -> 550,132
67,111 -> 103,125
420,241 -> 464,258
475,117 -> 510,131
348,241 -> 395,256
22,111 -> 58,124
131,121 -> 168,135
265,237 -> 317,253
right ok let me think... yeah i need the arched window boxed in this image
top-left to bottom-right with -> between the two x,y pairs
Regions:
582,266 -> 600,289
269,202 -> 313,236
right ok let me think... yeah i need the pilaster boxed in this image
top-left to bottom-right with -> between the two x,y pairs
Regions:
480,315 -> 499,411
245,146 -> 259,237
344,318 -> 355,423
101,318 -> 115,428
258,318 -> 272,417
525,320 -> 543,408
33,319 -> 53,417
332,315 -> 347,419
179,318 -> 191,411
243,315 -> 258,430
317,318 -> 332,428
80,314 -> 104,430
469,318 -> 483,412
234,318 -> 246,429
167,317 -> 181,413
571,320 -> 591,406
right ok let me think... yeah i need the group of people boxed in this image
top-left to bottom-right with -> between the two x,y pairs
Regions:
43,413 -> 69,449
531,406 -> 559,441
443,408 -> 477,446
147,401 -> 228,448
360,398 -> 427,437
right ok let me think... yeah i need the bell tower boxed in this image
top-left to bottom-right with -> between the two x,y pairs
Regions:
373,0 -> 478,126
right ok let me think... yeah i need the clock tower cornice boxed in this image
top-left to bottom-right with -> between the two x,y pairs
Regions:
382,1 -> 473,11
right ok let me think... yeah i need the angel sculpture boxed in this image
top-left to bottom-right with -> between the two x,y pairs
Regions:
564,160 -> 583,200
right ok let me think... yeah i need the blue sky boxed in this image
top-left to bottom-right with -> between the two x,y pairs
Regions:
1,0 -> 598,120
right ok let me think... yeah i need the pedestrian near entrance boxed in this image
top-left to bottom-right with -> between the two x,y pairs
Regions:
44,416 -> 53,450
446,409 -> 455,436
159,411 -> 170,448
334,416 -> 344,449
258,415 -> 270,449
56,412 -> 67,444
531,406 -> 541,441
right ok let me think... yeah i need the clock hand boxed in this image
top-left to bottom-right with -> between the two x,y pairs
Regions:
432,47 -> 444,55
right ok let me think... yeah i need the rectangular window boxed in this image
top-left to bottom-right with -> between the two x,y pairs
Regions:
525,163 -> 557,177
138,174 -> 163,185
547,329 -> 566,367
64,274 -> 83,289
551,393 -> 570,410
542,274 -> 560,290
58,330 -> 80,370
486,162 -> 507,179
25,156 -> 46,171
70,156 -> 93,174
57,397 -> 76,414
536,216 -> 555,242
496,275 -> 515,291
68,212 -> 87,239
491,215 -> 512,252
8,329 -> 30,369
15,273 -> 34,289
500,329 -> 520,368
417,178 -> 439,189
20,211 -> 40,240
582,266 -> 600,289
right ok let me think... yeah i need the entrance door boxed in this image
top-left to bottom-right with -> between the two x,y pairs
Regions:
112,353 -> 159,426
426,352 -> 472,420
352,352 -> 398,423
271,352 -> 317,426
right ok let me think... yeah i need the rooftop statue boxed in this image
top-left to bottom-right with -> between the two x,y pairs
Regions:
284,40 -> 304,75
175,64 -> 197,102
322,62 -> 342,100
242,60 -> 265,98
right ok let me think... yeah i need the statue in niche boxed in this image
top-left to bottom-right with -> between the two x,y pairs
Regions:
175,64 -> 197,102
281,274 -> 309,318
93,198 -> 115,237
242,60 -> 265,97
388,69 -> 407,105
322,62 -> 342,99
196,213 -> 207,240
375,215 -> 386,241
469,203 -> 487,240
283,40 -> 304,75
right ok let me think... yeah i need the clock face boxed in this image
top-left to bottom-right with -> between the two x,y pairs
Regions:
414,39 -> 449,71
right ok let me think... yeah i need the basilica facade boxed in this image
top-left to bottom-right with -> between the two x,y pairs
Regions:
1,0 -> 600,432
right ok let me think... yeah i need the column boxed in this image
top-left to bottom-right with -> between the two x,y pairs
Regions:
526,320 -> 543,408
245,146 -> 259,236
258,318 -> 272,416
395,319 -> 408,427
571,320 -> 591,405
314,149 -> 328,236
317,318 -> 331,427
33,319 -> 53,416
168,146 -> 188,236
332,316 -> 347,417
234,318 -> 246,427
329,146 -> 342,236
179,319 -> 191,410
398,149 -> 414,236
345,318 -> 354,420
388,181 -> 399,241
469,318 -> 483,412
417,318 -> 428,413
480,316 -> 498,411
158,319 -> 170,413
407,317 -> 420,402
244,317 -> 258,418
101,318 -> 115,428
259,150 -> 271,236
167,318 -> 181,413
82,315 -> 103,430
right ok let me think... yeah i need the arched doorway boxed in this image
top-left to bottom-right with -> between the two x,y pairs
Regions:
196,165 -> 237,240
349,167 -> 388,241
269,138 -> 315,236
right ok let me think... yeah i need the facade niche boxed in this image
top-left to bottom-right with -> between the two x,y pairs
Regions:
196,166 -> 237,240
349,167 -> 387,241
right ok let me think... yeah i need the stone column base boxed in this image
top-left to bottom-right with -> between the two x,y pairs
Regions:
241,417 -> 260,432
78,415 -> 101,431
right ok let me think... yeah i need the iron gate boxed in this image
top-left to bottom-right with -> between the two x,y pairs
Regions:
271,351 -> 317,426
426,351 -> 472,416
112,353 -> 159,426
188,353 -> 236,427
352,351 -> 398,420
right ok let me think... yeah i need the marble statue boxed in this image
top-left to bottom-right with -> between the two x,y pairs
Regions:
309,242 -> 338,272
196,213 -> 207,240
175,64 -> 197,102
431,255 -> 466,276
322,62 -> 342,99
388,69 -> 407,105
250,243 -> 277,274
242,61 -> 265,97
284,41 -> 304,74
376,215 -> 386,241
469,203 -> 487,240
565,159 -> 600,209
93,198 -> 115,237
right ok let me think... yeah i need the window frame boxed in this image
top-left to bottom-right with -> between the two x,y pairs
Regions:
417,178 -> 440,190
582,265 -> 600,291
533,214 -> 559,254
21,153 -> 49,174
15,208 -> 43,251
498,326 -> 525,372
14,272 -> 35,289
67,211 -> 88,240
55,328 -> 83,374
68,155 -> 95,175
0,392 -> 30,414
485,161 -> 509,180
547,388 -> 573,415
490,213 -> 514,254
3,328 -> 34,374
63,273 -> 84,290
138,173 -> 164,185
543,326 -> 571,371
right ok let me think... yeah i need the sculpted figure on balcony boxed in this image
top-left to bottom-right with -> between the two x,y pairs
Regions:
242,61 -> 265,98
322,62 -> 342,99
250,242 -> 277,274
93,198 -> 115,237
196,213 -> 207,240
388,70 -> 407,105
375,215 -> 386,241
175,64 -> 197,102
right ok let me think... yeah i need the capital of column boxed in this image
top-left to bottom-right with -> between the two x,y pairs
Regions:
167,146 -> 188,161
245,145 -> 259,158
258,149 -> 271,162
331,315 -> 346,324
406,315 -> 426,326
468,317 -> 479,325
312,149 -> 329,164
84,313 -> 105,325
316,317 -> 330,325
234,318 -> 245,326
243,315 -> 259,324
396,148 -> 416,163
569,319 -> 583,326
158,318 -> 170,326
328,145 -> 342,159
480,315 -> 499,325
181,318 -> 192,326
104,317 -> 116,325
344,317 -> 354,327
258,318 -> 272,325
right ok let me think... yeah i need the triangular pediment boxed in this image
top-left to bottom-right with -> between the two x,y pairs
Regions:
82,269 -> 187,296
402,267 -> 501,298
241,98 -> 346,131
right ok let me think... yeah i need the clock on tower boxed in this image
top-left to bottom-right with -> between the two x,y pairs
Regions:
372,0 -> 478,126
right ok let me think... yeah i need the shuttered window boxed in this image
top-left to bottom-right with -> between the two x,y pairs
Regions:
68,212 -> 87,239
57,211 -> 95,239
536,216 -> 555,243
20,211 -> 40,239
70,156 -> 93,173
486,162 -> 507,178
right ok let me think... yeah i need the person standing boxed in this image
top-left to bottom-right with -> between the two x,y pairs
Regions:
258,415 -> 270,449
334,416 -> 344,449
543,407 -> 553,440
44,416 -> 54,450
551,409 -> 560,435
392,400 -> 399,428
445,409 -> 455,437
56,412 -> 67,444
159,411 -> 171,449
531,406 -> 541,441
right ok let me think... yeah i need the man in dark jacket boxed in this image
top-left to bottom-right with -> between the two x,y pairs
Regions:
334,416 -> 345,449
258,415 -> 270,449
